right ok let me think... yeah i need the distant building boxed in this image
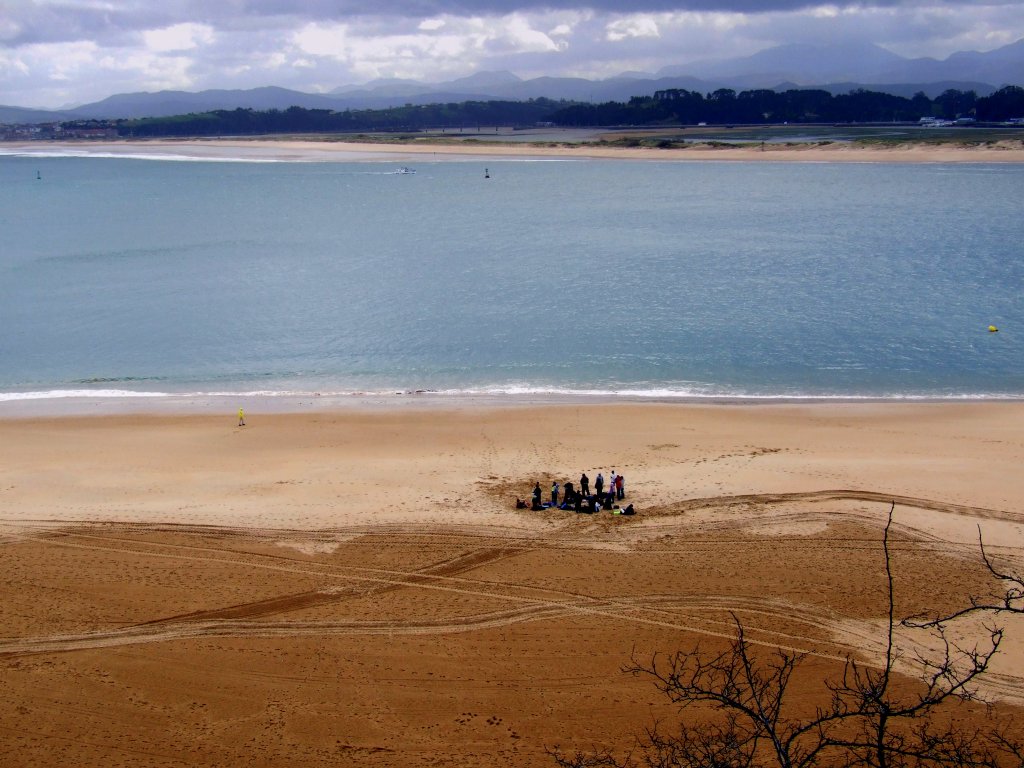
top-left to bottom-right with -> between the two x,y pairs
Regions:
1,123 -> 59,140
56,125 -> 119,139
1,121 -> 118,141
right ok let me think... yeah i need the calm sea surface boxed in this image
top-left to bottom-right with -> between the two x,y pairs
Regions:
1,151 -> 1022,402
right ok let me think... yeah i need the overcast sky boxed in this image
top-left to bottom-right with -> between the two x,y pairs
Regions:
2,0 -> 1023,108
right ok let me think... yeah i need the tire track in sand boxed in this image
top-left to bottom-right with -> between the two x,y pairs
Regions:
0,528 -> 865,664
2,488 -> 1022,704
138,544 -> 526,625
5,590 -> 1021,707
0,594 -> 886,661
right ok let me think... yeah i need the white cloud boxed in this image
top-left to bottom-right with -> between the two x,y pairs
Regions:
99,50 -> 194,90
676,10 -> 748,35
290,14 -> 564,77
499,14 -> 563,52
265,51 -> 289,68
17,40 -> 99,86
291,22 -> 350,58
0,38 -> 202,107
3,3 -> 1024,108
142,23 -> 215,53
606,15 -> 661,42
810,6 -> 841,20
0,50 -> 30,78
290,19 -> 489,79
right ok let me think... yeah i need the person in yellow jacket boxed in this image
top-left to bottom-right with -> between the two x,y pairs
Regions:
238,408 -> 245,426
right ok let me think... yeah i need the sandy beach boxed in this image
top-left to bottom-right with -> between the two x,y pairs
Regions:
2,402 -> 1023,766
6,135 -> 1024,163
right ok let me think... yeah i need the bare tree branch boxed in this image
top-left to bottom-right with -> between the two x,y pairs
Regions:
906,526 -> 1024,629
553,502 -> 1024,768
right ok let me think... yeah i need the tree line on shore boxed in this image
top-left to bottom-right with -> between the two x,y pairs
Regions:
57,85 -> 1024,138
557,84 -> 1023,126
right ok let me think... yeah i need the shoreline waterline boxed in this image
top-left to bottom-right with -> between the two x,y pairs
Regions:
2,389 -> 1022,418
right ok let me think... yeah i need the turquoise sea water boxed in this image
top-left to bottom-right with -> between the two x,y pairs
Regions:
1,151 -> 1023,402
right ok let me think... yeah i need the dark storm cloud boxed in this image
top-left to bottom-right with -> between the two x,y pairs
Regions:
6,0 -> 1018,47
240,0 -> 1012,12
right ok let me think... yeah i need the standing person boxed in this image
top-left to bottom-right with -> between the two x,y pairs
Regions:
563,481 -> 575,507
610,470 -> 618,497
580,473 -> 590,497
238,407 -> 245,426
595,472 -> 604,499
616,472 -> 625,500
551,481 -> 559,507
532,482 -> 542,509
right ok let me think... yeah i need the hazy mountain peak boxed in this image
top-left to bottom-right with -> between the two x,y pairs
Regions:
608,70 -> 656,81
8,38 -> 1021,123
329,77 -> 425,95
444,70 -> 522,88
659,41 -> 903,84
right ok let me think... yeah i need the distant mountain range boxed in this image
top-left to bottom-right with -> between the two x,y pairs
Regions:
3,38 -> 1022,123
662,38 -> 1024,90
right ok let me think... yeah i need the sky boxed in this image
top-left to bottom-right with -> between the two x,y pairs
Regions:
2,0 -> 1024,109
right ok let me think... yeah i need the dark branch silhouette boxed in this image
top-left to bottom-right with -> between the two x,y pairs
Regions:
554,503 -> 1022,768
906,527 -> 1024,629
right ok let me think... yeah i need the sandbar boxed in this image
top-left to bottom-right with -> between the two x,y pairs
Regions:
5,136 -> 1024,163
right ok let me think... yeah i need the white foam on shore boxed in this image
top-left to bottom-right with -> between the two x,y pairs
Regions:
1,386 -> 1021,404
0,389 -> 172,400
443,385 -> 1023,401
0,148 -> 282,163
0,145 -> 580,164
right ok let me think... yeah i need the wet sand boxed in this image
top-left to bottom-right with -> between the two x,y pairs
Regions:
2,403 -> 1023,766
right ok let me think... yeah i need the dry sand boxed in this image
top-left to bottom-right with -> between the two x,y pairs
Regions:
223,136 -> 1024,163
2,402 -> 1024,766
7,136 -> 1024,163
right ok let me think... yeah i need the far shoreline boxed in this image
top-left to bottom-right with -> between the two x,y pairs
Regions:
1,391 -> 1022,419
4,135 -> 1024,163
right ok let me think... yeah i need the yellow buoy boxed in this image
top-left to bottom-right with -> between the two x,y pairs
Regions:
988,325 -> 999,333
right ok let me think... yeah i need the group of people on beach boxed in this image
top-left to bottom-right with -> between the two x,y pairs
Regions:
517,470 -> 634,515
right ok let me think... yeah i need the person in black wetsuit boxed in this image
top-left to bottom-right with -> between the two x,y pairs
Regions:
562,481 -> 575,508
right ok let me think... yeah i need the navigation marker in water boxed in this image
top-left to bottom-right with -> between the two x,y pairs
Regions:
989,325 -> 999,332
